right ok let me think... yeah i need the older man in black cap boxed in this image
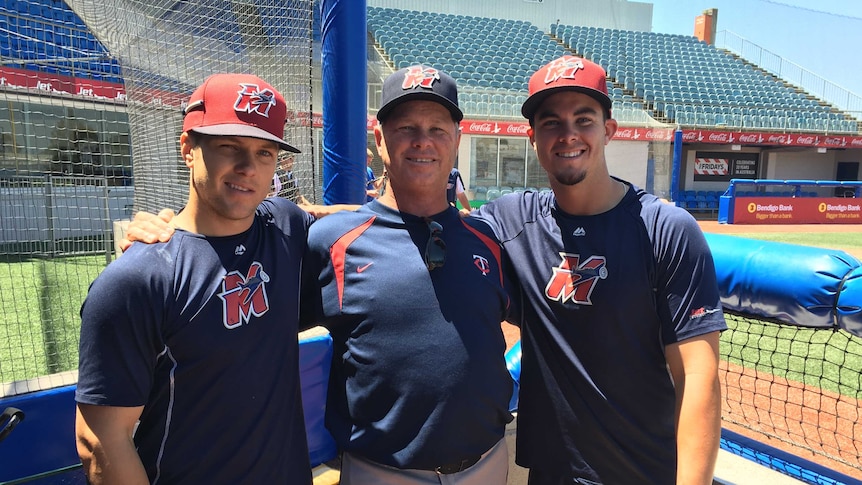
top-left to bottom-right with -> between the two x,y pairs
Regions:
302,65 -> 516,484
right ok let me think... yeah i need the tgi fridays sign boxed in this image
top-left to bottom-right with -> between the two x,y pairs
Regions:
695,158 -> 728,176
694,151 -> 759,181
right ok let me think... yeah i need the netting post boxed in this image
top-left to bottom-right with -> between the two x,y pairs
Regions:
671,128 -> 682,203
320,0 -> 368,205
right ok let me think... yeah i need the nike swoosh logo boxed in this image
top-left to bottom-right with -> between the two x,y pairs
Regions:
357,262 -> 373,273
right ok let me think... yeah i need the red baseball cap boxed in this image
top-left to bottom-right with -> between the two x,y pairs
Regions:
521,56 -> 612,121
182,73 -> 300,153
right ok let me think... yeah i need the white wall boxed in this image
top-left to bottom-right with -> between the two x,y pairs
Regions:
607,139 -> 649,188
764,150 -> 836,180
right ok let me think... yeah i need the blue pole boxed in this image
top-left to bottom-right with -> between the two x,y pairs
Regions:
320,0 -> 367,204
671,128 -> 682,203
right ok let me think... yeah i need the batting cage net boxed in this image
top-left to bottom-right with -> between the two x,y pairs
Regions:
0,0 -> 315,393
720,313 -> 862,476
66,0 -> 317,213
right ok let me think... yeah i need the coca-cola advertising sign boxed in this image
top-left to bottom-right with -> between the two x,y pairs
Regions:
464,122 -> 499,134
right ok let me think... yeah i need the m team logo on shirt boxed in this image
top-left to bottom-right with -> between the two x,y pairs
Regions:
218,261 -> 271,329
544,253 -> 607,305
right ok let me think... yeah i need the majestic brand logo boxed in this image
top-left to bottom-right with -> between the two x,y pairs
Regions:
573,227 -> 586,236
218,262 -> 271,329
690,307 -> 721,319
544,253 -> 607,305
234,83 -> 276,117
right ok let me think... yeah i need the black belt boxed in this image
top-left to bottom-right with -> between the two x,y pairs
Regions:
433,455 -> 482,475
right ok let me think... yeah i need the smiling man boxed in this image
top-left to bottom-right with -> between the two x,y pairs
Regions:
75,74 -> 314,484
302,65 -> 517,484
473,56 -> 726,484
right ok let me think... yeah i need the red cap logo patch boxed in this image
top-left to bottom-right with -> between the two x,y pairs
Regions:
234,83 -> 276,118
543,56 -> 585,85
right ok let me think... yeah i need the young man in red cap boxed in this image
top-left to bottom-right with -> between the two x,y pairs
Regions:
474,55 -> 725,484
75,74 -> 314,484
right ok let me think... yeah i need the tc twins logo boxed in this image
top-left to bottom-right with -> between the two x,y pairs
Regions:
472,254 -> 490,275
544,253 -> 607,305
218,262 -> 271,329
234,83 -> 276,117
402,66 -> 441,90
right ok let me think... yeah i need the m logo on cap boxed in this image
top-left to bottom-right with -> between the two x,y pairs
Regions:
402,66 -> 440,90
234,83 -> 276,118
543,56 -> 585,85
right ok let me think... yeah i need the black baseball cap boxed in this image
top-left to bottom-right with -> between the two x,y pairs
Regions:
377,65 -> 463,122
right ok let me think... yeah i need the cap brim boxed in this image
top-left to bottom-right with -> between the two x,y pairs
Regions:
377,92 -> 463,122
190,124 -> 301,153
521,86 -> 612,120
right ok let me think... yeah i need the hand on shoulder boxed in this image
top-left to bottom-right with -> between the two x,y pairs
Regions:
119,208 -> 176,252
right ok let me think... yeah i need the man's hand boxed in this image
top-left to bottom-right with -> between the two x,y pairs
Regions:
297,200 -> 361,219
119,209 -> 176,252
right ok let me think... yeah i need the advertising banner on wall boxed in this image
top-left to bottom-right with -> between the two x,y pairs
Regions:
694,151 -> 759,181
732,197 -> 862,224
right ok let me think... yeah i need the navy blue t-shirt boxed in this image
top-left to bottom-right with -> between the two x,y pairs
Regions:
476,182 -> 727,483
77,198 -> 314,484
304,201 -> 515,469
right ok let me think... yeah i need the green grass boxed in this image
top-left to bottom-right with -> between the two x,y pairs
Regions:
0,255 -> 105,383
721,316 -> 862,398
